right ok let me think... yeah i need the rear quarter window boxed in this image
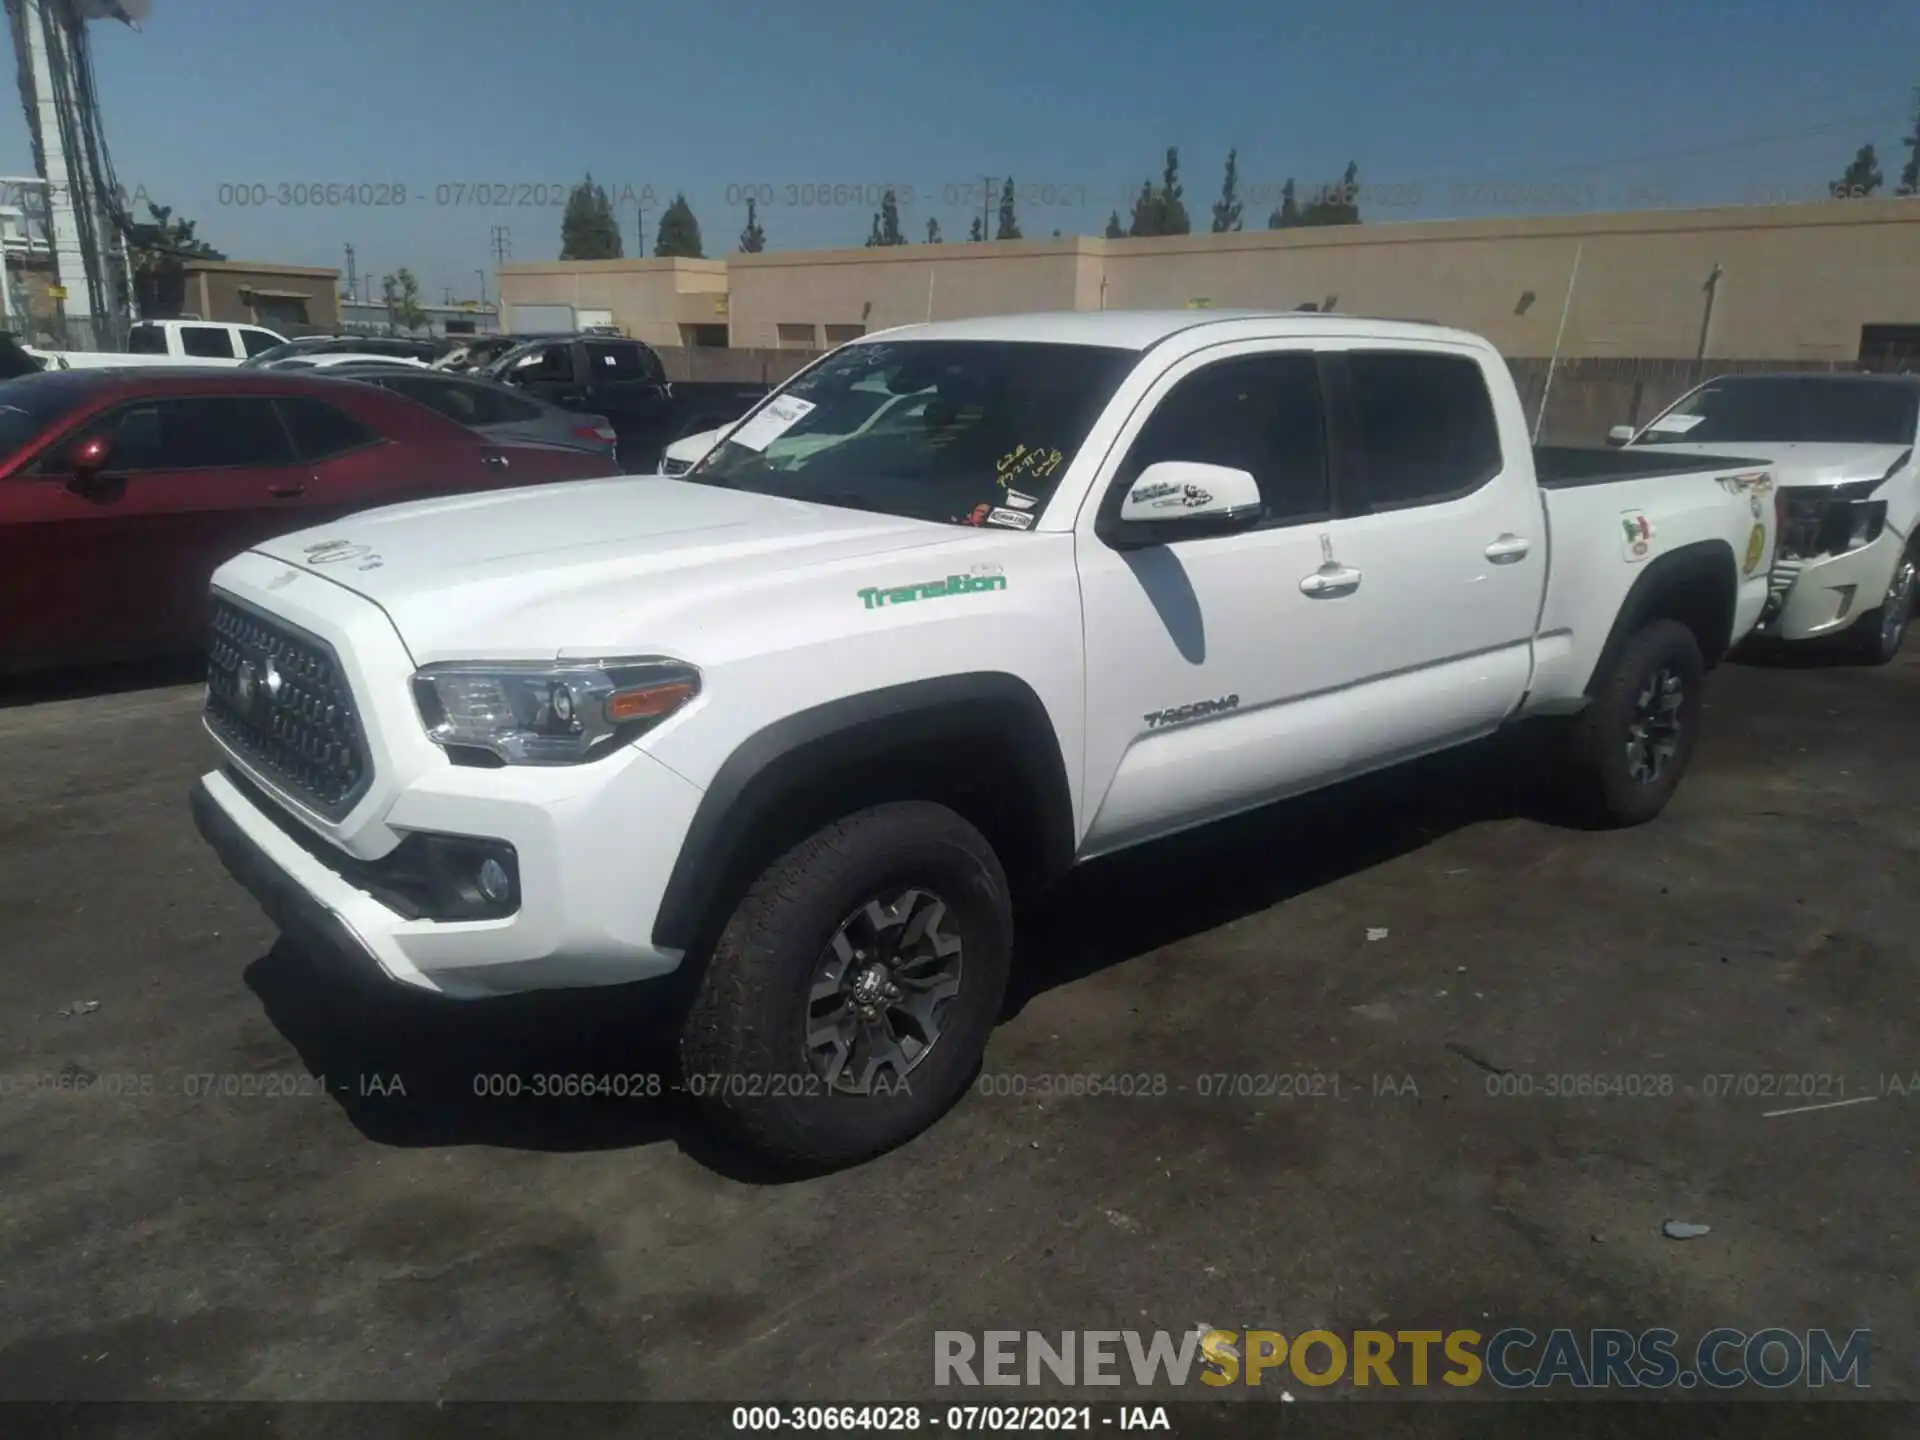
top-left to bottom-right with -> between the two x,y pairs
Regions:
275,397 -> 380,460
179,326 -> 239,360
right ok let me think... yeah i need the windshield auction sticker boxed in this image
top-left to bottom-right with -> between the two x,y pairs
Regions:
729,395 -> 818,452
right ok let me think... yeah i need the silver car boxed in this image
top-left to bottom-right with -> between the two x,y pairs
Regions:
326,365 -> 620,461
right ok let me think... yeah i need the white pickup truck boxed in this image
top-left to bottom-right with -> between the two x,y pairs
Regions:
29,318 -> 286,371
1612,371 -> 1920,663
190,311 -> 1779,1166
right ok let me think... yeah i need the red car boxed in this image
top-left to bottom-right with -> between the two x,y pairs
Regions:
0,367 -> 616,672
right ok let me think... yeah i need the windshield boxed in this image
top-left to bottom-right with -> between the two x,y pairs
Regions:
1635,378 -> 1920,446
0,401 -> 45,454
686,340 -> 1135,526
0,381 -> 81,454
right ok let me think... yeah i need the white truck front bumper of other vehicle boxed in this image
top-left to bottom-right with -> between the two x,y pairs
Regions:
1759,529 -> 1903,641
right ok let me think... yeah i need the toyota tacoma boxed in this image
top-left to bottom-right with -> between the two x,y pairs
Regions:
190,311 -> 1779,1166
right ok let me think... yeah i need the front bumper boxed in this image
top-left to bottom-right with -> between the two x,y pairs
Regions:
194,748 -> 705,998
194,553 -> 710,999
1757,531 -> 1903,642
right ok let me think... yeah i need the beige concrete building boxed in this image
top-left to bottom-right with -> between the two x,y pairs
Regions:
498,257 -> 731,350
499,197 -> 1920,363
179,259 -> 341,334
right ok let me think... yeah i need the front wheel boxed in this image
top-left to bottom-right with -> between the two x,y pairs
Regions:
1853,549 -> 1916,666
678,801 -> 1013,1169
1564,618 -> 1706,828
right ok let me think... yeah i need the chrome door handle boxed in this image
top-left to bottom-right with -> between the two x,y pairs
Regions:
1485,534 -> 1531,563
482,453 -> 511,470
1300,565 -> 1362,597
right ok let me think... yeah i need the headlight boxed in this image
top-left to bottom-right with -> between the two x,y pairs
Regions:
411,658 -> 699,765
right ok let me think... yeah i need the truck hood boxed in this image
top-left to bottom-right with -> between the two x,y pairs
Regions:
1629,441 -> 1910,490
250,476 -> 959,660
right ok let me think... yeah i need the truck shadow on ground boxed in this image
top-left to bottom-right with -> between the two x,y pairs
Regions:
245,735 -> 1563,1178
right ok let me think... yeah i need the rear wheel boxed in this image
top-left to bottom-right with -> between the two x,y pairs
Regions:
678,801 -> 1013,1169
1565,619 -> 1706,828
1853,549 -> 1916,666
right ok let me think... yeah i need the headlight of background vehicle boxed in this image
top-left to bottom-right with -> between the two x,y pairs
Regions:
411,658 -> 699,765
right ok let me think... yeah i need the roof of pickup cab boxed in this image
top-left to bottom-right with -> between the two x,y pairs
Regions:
859,309 -> 1484,351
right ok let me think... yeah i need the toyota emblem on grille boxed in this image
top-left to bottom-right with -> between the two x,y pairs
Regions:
233,652 -> 282,714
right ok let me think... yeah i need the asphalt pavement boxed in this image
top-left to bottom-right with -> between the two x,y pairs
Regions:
0,644 -> 1913,1422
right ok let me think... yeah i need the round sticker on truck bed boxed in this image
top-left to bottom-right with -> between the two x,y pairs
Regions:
1744,522 -> 1767,575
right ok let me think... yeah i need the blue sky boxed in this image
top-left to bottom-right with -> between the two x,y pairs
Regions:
3,0 -> 1917,303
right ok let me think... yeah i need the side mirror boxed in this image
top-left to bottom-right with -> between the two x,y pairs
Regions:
1607,424 -> 1636,447
70,434 -> 113,479
62,434 -> 117,497
1105,461 -> 1263,548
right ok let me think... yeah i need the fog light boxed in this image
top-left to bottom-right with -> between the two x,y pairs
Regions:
476,856 -> 512,904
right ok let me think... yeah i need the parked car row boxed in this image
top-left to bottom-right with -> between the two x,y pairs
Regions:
0,366 -> 617,673
472,332 -> 769,471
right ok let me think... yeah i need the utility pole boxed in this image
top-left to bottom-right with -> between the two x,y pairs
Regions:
982,176 -> 992,242
490,224 -> 512,266
638,197 -> 651,256
342,244 -> 357,332
475,268 -> 487,307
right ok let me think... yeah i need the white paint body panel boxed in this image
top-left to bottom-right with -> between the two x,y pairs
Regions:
197,312 -> 1774,997
34,320 -> 285,370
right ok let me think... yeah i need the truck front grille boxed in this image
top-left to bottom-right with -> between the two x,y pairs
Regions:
205,598 -> 370,819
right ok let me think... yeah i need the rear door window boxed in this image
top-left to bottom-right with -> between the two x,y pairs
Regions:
1338,351 -> 1503,512
179,326 -> 240,360
126,325 -> 168,355
584,341 -> 662,383
276,398 -> 380,460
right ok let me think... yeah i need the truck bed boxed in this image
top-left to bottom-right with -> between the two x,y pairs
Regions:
1533,445 -> 1769,489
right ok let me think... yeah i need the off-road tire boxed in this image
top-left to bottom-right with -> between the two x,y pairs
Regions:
678,801 -> 1013,1169
1565,619 -> 1706,828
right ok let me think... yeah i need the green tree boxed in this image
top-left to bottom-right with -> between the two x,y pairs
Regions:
738,197 -> 766,253
925,216 -> 942,244
864,189 -> 906,247
1157,147 -> 1190,234
996,177 -> 1022,239
560,173 -> 623,259
1127,148 -> 1190,236
1900,88 -> 1920,195
1210,147 -> 1243,232
655,193 -> 704,257
379,267 -> 425,334
1104,209 -> 1125,239
123,197 -> 223,317
1831,143 -> 1883,199
968,215 -> 984,242
1298,161 -> 1362,225
1127,179 -> 1158,236
1266,177 -> 1299,228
